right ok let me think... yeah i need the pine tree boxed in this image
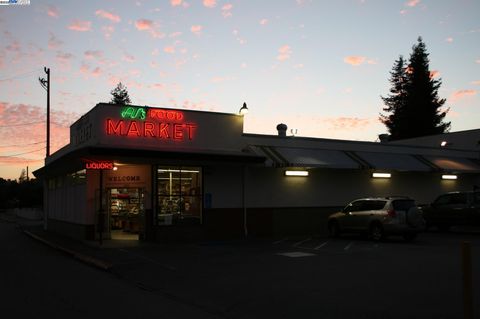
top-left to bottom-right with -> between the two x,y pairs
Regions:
110,82 -> 132,105
380,37 -> 450,140
380,55 -> 408,140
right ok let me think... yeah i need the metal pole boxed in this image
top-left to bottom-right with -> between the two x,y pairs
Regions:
243,165 -> 248,238
462,241 -> 474,319
98,170 -> 104,245
45,67 -> 50,157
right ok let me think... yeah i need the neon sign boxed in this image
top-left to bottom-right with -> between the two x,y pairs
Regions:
85,161 -> 114,170
121,107 -> 146,120
107,106 -> 196,141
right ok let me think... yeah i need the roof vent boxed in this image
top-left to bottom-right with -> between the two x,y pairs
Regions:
378,134 -> 390,143
276,123 -> 288,137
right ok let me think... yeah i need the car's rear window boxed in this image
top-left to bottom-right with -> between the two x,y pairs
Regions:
392,199 -> 415,210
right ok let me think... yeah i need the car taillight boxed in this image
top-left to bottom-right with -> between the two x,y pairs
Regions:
387,209 -> 396,218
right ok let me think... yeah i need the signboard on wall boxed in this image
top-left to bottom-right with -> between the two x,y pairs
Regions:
105,106 -> 197,142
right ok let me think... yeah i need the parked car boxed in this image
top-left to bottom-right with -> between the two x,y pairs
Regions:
327,197 -> 425,241
420,191 -> 480,231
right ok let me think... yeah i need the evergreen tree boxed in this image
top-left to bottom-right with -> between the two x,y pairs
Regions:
380,37 -> 450,140
110,82 -> 132,105
380,55 -> 408,140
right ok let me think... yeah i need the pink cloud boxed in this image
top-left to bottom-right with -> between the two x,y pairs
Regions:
164,46 -> 175,54
325,117 -> 371,130
277,45 -> 292,61
451,89 -> 477,101
429,70 -> 440,78
56,51 -> 74,66
475,59 -> 480,64
222,4 -> 233,18
169,31 -> 182,38
95,10 -> 121,23
171,0 -> 182,6
471,80 -> 480,85
135,19 -> 154,30
203,0 -> 216,8
260,19 -> 269,25
406,0 -> 420,7
84,50 -> 103,60
68,20 -> 92,32
0,102 -> 77,163
446,37 -> 453,43
47,5 -> 59,18
122,53 -> 135,63
135,19 -> 165,38
48,32 -> 63,49
191,25 -> 203,35
344,56 -> 366,66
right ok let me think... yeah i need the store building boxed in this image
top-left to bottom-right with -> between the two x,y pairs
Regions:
34,103 -> 480,242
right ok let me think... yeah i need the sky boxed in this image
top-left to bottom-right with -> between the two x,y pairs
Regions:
0,0 -> 479,180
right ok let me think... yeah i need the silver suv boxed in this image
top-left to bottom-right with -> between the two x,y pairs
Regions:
327,197 -> 425,241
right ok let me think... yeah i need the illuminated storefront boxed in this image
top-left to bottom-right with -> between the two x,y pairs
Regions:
35,103 -> 480,242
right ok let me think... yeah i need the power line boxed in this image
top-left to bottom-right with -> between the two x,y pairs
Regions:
0,120 -> 71,128
0,68 -> 42,82
0,141 -> 46,148
0,147 -> 45,157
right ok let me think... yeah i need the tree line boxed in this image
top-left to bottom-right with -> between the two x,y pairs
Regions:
0,178 -> 43,209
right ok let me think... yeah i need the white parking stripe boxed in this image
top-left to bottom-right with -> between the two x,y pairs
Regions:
293,237 -> 311,247
314,241 -> 329,250
273,237 -> 288,244
344,242 -> 353,250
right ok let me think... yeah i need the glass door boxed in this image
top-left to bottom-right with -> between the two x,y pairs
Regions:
108,188 -> 144,239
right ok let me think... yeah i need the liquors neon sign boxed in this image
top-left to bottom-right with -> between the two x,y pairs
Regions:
85,161 -> 114,170
106,106 -> 196,141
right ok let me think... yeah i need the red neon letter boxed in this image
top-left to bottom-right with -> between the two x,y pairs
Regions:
144,122 -> 155,137
159,123 -> 170,139
106,119 -> 124,135
127,121 -> 141,137
173,123 -> 184,140
186,124 -> 196,140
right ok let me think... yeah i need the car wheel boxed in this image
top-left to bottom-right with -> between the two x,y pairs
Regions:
328,220 -> 341,238
369,223 -> 384,242
403,233 -> 417,242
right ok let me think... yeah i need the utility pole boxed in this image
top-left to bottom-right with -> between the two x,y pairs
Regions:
39,67 -> 50,157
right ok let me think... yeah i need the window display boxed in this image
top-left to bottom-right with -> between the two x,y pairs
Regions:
157,167 -> 202,225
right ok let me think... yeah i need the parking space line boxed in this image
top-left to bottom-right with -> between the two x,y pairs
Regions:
293,237 -> 311,247
344,242 -> 353,250
314,241 -> 329,250
273,237 -> 288,245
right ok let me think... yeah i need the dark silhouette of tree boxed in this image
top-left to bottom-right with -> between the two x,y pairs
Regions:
110,82 -> 132,105
380,55 -> 408,140
380,37 -> 450,140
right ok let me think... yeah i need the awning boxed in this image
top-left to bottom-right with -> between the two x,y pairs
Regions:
249,145 -> 361,168
354,151 -> 432,171
422,156 -> 480,172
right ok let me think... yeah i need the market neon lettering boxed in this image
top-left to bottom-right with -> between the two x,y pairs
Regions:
85,161 -> 114,170
106,119 -> 196,140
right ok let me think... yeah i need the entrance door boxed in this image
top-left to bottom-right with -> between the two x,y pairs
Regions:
108,188 -> 144,240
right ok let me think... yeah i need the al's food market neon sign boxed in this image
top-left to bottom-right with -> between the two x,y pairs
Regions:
106,106 -> 196,141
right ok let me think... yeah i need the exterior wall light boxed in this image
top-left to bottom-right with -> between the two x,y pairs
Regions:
372,172 -> 391,179
440,141 -> 448,147
285,170 -> 309,177
113,166 -> 118,171
442,174 -> 457,180
239,102 -> 248,115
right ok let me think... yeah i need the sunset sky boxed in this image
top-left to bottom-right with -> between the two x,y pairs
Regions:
0,0 -> 479,180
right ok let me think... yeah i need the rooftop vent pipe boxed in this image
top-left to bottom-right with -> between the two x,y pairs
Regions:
276,123 -> 288,137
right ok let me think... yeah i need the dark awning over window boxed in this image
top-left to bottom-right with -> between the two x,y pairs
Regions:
422,156 -> 480,172
354,151 -> 432,171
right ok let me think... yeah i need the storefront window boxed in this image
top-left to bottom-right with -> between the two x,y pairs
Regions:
157,167 -> 202,225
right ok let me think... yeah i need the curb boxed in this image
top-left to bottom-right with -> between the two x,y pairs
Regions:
23,229 -> 113,271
